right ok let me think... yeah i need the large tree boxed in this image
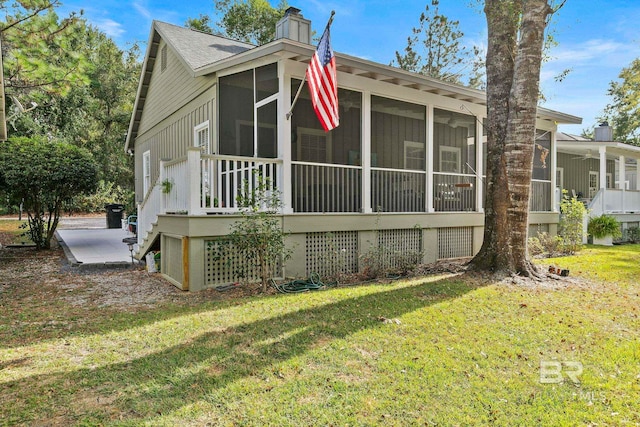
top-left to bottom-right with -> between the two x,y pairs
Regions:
601,58 -> 640,145
5,10 -> 139,191
469,0 -> 556,277
1,1 -> 89,100
393,0 -> 476,85
186,0 -> 288,45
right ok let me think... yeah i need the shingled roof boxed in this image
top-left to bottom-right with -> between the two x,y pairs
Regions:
126,20 -> 582,152
125,22 -> 254,150
154,21 -> 254,72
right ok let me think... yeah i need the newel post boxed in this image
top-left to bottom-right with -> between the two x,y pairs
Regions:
159,159 -> 167,214
187,147 -> 203,215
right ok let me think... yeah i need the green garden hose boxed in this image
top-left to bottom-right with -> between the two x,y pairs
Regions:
271,273 -> 337,293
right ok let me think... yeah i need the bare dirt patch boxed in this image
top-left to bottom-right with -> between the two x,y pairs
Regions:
0,247 -> 266,312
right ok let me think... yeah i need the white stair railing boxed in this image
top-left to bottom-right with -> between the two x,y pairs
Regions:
137,177 -> 162,247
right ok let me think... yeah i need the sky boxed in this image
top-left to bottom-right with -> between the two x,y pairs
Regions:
57,0 -> 640,136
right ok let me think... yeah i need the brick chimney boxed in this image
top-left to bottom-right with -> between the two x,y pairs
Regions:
275,7 -> 311,44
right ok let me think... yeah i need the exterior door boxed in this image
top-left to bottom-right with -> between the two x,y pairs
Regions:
589,171 -> 599,198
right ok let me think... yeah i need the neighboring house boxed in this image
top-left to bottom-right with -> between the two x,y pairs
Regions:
125,10 -> 581,291
556,123 -> 640,240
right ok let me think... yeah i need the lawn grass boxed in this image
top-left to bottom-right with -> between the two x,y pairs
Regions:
1,245 -> 639,426
0,220 -> 29,246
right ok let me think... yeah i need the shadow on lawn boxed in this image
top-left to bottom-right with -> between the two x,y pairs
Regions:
0,247 -> 255,349
1,275 -> 483,425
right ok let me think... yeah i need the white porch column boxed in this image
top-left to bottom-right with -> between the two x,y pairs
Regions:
619,155 -> 626,189
426,105 -> 434,213
599,146 -> 607,190
476,119 -> 484,213
636,160 -> 640,191
187,147 -> 203,215
550,131 -> 558,212
279,62 -> 293,214
362,91 -> 372,213
620,155 -> 626,212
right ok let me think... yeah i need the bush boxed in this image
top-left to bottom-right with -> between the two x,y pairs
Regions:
359,241 -> 423,280
528,232 -> 565,258
0,137 -> 98,249
587,214 -> 622,239
224,174 -> 292,292
71,180 -> 134,214
558,193 -> 587,254
624,226 -> 640,243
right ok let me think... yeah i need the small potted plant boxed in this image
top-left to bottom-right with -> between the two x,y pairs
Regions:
587,214 -> 621,246
160,178 -> 173,194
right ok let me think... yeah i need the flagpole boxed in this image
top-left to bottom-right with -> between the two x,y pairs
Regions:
286,10 -> 335,120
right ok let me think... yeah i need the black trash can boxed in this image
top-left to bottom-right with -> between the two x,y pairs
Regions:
105,204 -> 125,229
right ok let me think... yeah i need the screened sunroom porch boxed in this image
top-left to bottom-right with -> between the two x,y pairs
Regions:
141,61 -> 555,239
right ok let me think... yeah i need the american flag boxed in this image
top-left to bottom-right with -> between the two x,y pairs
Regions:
306,26 -> 339,132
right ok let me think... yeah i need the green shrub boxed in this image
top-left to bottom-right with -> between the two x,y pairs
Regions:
528,232 -> 565,258
0,137 -> 98,249
558,193 -> 587,254
223,174 -> 292,292
71,180 -> 134,214
359,240 -> 423,279
587,214 -> 622,239
624,226 -> 640,243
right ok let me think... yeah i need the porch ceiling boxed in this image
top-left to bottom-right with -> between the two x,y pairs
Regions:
558,141 -> 640,161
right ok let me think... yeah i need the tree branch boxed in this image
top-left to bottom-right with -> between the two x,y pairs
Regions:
0,1 -> 62,33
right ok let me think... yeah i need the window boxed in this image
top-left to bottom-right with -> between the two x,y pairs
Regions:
290,80 -> 361,165
404,141 -> 425,170
533,130 -> 551,180
194,121 -> 210,153
297,127 -> 331,162
143,150 -> 151,196
236,120 -> 277,158
589,171 -> 599,198
440,146 -> 461,173
556,167 -> 564,189
219,64 -> 278,157
160,45 -> 167,72
371,95 -> 425,170
433,108 -> 476,173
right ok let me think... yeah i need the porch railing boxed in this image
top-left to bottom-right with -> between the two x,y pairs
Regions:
137,176 -> 162,246
163,158 -> 189,213
151,151 -> 576,221
589,188 -> 640,216
433,173 -> 476,212
530,180 -> 552,212
159,149 -> 282,215
372,168 -> 425,212
292,162 -> 362,213
202,154 -> 280,213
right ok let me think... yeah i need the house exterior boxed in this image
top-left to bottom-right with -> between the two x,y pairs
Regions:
125,11 -> 582,291
556,123 -> 640,241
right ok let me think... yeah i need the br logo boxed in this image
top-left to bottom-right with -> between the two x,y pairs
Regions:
539,361 -> 583,384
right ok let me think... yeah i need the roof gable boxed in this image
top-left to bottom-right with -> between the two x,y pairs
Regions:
125,21 -> 254,151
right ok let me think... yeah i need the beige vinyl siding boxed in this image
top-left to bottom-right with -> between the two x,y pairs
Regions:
134,92 -> 215,202
557,152 -> 615,198
138,39 -> 216,136
371,110 -> 426,169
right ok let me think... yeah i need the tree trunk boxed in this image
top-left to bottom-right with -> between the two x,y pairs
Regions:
470,0 -> 553,277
